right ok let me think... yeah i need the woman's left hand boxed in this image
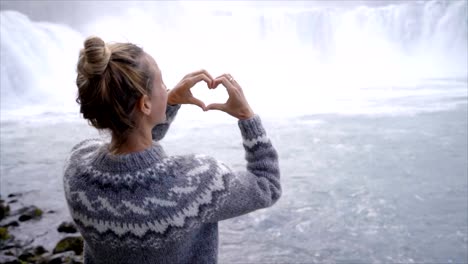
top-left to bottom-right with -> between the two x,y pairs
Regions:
168,69 -> 215,110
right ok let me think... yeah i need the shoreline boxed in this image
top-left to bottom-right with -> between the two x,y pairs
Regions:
1,193 -> 83,264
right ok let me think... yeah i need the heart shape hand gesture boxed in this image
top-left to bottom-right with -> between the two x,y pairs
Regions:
168,69 -> 254,120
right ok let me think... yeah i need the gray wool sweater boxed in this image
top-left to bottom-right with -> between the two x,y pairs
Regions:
63,104 -> 281,264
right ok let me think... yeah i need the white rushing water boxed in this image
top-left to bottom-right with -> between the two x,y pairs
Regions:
0,0 -> 467,121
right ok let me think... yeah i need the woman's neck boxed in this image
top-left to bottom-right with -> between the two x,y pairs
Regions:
110,128 -> 153,155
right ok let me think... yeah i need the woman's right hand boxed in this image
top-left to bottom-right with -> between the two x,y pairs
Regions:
205,74 -> 255,120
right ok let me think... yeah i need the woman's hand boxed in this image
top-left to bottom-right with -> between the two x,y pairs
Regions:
168,69 -> 214,110
206,74 -> 255,120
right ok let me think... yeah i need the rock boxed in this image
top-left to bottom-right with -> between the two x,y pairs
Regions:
34,245 -> 47,255
73,255 -> 84,264
0,239 -> 20,251
0,254 -> 20,264
18,250 -> 35,262
0,227 -> 11,241
58,222 -> 77,234
0,200 -> 10,220
7,194 -> 19,198
1,221 -> 19,228
7,200 -> 18,204
17,206 -> 43,222
1,250 -> 15,256
53,236 -> 83,255
40,251 -> 75,264
0,238 -> 23,251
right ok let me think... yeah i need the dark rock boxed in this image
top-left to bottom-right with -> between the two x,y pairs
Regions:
18,250 -> 35,262
1,250 -> 15,256
17,206 -> 43,222
1,221 -> 19,228
14,245 -> 48,263
7,199 -> 18,204
34,245 -> 47,255
47,210 -> 56,214
0,201 -> 10,220
7,194 -> 19,198
0,254 -> 20,264
58,222 -> 77,234
53,236 -> 83,255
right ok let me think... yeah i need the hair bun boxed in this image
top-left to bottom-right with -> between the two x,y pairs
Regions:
80,36 -> 112,76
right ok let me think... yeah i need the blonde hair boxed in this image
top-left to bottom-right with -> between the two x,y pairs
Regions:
75,36 -> 154,146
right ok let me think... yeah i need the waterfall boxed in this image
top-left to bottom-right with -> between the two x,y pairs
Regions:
1,0 -> 466,118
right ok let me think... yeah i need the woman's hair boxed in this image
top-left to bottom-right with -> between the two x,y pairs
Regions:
76,36 -> 154,145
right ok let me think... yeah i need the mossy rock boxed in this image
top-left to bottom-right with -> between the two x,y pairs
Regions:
17,206 -> 43,222
53,236 -> 84,255
0,227 -> 11,240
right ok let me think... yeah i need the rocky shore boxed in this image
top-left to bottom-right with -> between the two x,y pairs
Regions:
0,194 -> 83,264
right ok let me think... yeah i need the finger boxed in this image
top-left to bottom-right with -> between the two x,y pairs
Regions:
206,103 -> 226,111
188,73 -> 213,89
186,69 -> 214,87
212,73 -> 236,88
188,97 -> 206,111
212,76 -> 236,96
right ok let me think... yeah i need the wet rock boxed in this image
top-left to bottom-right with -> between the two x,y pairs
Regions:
34,245 -> 47,255
73,255 -> 84,264
17,206 -> 43,222
1,250 -> 15,256
40,251 -> 75,264
0,239 -> 20,251
53,236 -> 83,255
58,222 -> 78,234
18,249 -> 35,262
1,221 -> 19,228
0,200 -> 10,220
0,254 -> 20,264
15,245 -> 48,263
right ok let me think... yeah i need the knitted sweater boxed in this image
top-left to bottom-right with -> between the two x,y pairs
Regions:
63,104 -> 281,264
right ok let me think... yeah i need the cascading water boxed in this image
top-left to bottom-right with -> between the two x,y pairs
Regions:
0,0 -> 466,120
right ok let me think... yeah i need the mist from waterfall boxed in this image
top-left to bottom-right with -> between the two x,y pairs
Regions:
1,0 -> 467,120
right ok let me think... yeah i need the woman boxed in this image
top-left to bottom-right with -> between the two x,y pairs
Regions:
64,36 -> 281,264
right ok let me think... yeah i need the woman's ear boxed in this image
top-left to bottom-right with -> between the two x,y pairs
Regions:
137,95 -> 152,116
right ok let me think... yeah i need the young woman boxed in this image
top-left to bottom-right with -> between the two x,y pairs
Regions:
64,36 -> 281,264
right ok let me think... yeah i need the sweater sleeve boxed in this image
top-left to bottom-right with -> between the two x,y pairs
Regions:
152,104 -> 181,141
204,115 -> 281,222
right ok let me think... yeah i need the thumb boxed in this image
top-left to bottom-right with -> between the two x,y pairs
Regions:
206,103 -> 226,112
